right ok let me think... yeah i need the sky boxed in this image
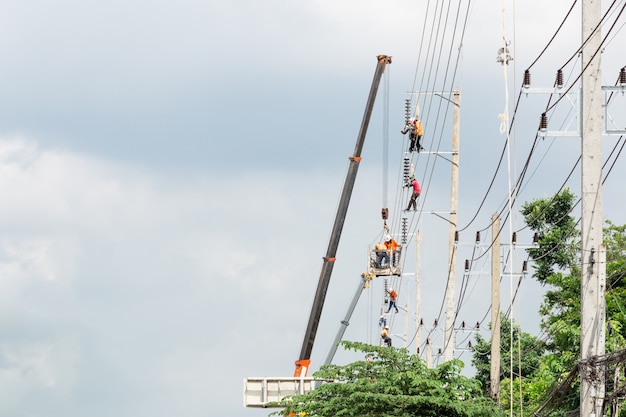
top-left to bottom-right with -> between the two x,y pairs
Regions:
0,1 -> 625,416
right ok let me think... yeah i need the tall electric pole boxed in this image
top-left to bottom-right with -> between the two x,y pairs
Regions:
444,91 -> 461,362
490,213 -> 501,403
580,0 -> 606,416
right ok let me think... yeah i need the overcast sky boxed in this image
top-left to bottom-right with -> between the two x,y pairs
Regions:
1,1 -> 625,416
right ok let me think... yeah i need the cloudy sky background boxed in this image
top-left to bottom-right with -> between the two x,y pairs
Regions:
0,1 -> 625,416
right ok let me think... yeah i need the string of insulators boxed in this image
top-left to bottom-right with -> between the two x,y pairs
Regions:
383,277 -> 389,302
401,217 -> 408,245
620,67 -> 626,87
540,113 -> 548,132
523,69 -> 531,88
522,260 -> 528,273
381,208 -> 388,220
533,232 -> 539,243
403,155 -> 410,186
512,232 -> 517,244
475,231 -> 480,243
454,230 -> 459,244
556,69 -> 563,88
464,259 -> 470,272
404,98 -> 411,123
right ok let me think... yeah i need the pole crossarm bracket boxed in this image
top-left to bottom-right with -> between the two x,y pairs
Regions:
523,85 -> 626,136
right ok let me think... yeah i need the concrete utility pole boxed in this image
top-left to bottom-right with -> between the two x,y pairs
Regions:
490,213 -> 501,403
580,1 -> 606,416
415,231 -> 422,354
444,91 -> 461,362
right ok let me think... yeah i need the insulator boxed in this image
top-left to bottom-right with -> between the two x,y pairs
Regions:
464,259 -> 470,271
461,320 -> 465,329
437,348 -> 442,355
511,232 -> 517,244
533,232 -> 539,243
523,69 -> 531,88
620,67 -> 626,86
556,69 -> 563,88
522,260 -> 528,273
417,347 -> 420,354
381,208 -> 388,220
475,231 -> 480,243
540,113 -> 548,132
426,337 -> 431,345
419,318 -> 424,326
475,321 -> 480,329
454,230 -> 459,243
468,341 -> 472,348
383,277 -> 389,302
401,217 -> 408,245
404,98 -> 411,123
403,156 -> 410,185
433,319 -> 438,327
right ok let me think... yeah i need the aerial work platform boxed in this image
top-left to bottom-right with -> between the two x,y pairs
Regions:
243,377 -> 322,408
367,246 -> 402,276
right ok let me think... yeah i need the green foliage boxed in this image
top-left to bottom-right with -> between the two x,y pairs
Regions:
271,341 -> 504,417
513,191 -> 626,416
471,314 -> 546,396
520,188 -> 578,284
499,352 -> 579,415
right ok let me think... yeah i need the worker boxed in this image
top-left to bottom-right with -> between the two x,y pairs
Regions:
386,288 -> 399,313
384,235 -> 400,266
406,177 -> 421,211
375,241 -> 389,268
401,116 -> 424,153
381,326 -> 392,347
379,315 -> 387,327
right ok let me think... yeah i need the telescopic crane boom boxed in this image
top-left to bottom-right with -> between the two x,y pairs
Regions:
294,54 -> 392,378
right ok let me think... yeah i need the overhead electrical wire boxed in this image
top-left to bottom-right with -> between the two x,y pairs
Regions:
397,0 -> 473,355
546,1 -> 626,113
525,0 -> 579,71
458,0 -> 580,233
378,0 -> 625,362
442,0 -> 626,371
458,0 -> 626,238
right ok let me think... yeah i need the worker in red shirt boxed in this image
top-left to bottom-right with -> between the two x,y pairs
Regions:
406,176 -> 421,211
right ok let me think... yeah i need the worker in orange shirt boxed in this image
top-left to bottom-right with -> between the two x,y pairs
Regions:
386,287 -> 399,313
401,116 -> 424,153
384,235 -> 400,266
381,326 -> 392,347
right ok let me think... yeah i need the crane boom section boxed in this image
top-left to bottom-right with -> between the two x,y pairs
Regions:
294,55 -> 392,377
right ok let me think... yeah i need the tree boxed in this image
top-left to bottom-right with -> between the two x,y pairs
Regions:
522,191 -> 626,356
517,191 -> 626,415
271,341 -> 504,417
471,314 -> 546,396
521,187 -> 579,285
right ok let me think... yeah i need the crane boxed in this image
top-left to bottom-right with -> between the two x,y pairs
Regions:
294,54 -> 392,378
